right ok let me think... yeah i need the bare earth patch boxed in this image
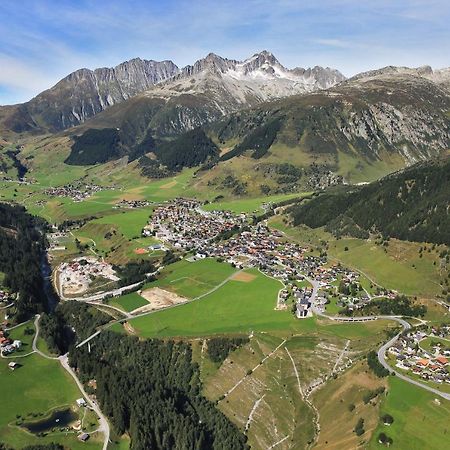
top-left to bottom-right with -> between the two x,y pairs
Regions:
123,322 -> 137,335
231,272 -> 256,283
133,287 -> 188,313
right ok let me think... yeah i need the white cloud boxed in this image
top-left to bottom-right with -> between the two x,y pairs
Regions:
0,55 -> 58,99
312,39 -> 356,49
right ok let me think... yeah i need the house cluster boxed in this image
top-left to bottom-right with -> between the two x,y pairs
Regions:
0,329 -> 21,355
389,327 -> 450,385
114,199 -> 152,209
0,289 -> 14,305
143,199 -> 247,247
44,183 -> 110,202
140,198 -> 389,320
323,270 -> 371,311
59,256 -> 119,297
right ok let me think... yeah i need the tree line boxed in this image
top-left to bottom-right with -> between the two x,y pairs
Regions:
0,203 -> 49,321
289,157 -> 450,245
69,331 -> 249,450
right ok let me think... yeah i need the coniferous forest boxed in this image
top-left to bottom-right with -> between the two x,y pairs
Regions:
0,203 -> 49,320
289,157 -> 450,245
70,331 -> 249,450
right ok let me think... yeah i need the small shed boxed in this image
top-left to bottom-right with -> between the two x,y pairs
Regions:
8,361 -> 18,370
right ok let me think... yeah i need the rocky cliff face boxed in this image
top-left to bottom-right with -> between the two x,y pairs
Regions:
210,70 -> 450,167
1,58 -> 179,133
0,51 -> 345,135
171,50 -> 346,104
67,51 -> 346,141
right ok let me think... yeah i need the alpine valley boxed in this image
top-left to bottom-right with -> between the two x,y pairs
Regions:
1,49 -> 449,450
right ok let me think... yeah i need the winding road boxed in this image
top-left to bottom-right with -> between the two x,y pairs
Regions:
32,315 -> 111,449
307,278 -> 450,401
60,354 -> 110,450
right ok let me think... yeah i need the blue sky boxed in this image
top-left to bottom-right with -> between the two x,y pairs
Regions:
0,0 -> 449,105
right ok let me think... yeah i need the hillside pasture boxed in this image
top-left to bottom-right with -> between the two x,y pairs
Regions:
368,376 -> 450,450
142,258 -> 238,299
330,238 -> 444,297
0,354 -> 101,450
92,207 -> 153,239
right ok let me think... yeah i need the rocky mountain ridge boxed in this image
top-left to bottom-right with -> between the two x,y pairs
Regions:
0,51 -> 344,135
152,51 -> 345,107
0,58 -> 179,133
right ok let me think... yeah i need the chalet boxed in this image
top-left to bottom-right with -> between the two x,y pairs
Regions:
417,358 -> 430,367
8,361 -> 18,370
76,398 -> 87,407
78,433 -> 90,442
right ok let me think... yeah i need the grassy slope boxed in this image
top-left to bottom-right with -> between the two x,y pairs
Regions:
203,193 -> 304,214
0,354 -> 101,450
329,238 -> 443,297
142,258 -> 237,299
368,377 -> 450,450
269,216 -> 445,298
92,207 -> 153,239
312,360 -> 387,450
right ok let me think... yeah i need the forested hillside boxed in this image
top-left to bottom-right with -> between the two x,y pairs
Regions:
0,203 -> 49,320
289,157 -> 450,245
70,332 -> 249,450
153,128 -> 219,171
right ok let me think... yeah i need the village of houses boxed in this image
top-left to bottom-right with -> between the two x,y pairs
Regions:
43,182 -> 110,202
21,196 -> 446,390
0,289 -> 21,356
388,325 -> 450,386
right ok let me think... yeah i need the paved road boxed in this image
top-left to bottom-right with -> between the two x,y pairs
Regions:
377,329 -> 450,401
5,319 -> 31,331
308,280 -> 450,401
60,354 -> 111,450
9,315 -> 111,447
32,314 -> 58,360
76,268 -> 244,348
0,302 -> 14,310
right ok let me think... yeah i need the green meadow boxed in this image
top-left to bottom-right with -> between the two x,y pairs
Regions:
0,354 -> 101,450
126,268 -> 310,338
142,258 -> 238,299
369,377 -> 450,450
92,207 -> 153,239
7,321 -> 36,352
329,238 -> 443,297
109,292 -> 149,312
